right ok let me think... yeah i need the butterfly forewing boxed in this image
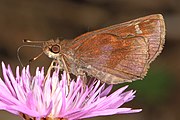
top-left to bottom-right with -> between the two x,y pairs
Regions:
72,14 -> 165,61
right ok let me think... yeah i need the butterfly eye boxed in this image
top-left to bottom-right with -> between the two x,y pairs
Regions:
51,45 -> 60,53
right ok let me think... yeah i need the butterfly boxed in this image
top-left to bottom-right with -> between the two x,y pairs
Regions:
21,14 -> 165,84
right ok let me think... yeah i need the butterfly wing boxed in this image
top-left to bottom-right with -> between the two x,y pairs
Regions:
70,14 -> 165,84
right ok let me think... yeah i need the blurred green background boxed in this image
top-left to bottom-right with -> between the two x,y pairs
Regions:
0,0 -> 179,120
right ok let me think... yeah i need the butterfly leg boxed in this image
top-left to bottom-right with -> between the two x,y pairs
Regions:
77,68 -> 88,90
61,56 -> 71,89
43,60 -> 61,85
80,73 -> 87,89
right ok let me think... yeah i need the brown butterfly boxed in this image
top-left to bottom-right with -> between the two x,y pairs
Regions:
22,14 -> 165,84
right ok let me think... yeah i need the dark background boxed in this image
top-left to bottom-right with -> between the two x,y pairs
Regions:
0,0 -> 179,120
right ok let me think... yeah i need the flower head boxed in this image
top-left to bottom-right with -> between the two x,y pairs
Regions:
0,62 -> 141,120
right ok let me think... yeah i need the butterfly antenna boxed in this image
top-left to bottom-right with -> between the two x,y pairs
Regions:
23,39 -> 45,44
17,45 -> 42,67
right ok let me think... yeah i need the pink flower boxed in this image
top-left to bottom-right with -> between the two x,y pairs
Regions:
0,62 -> 141,120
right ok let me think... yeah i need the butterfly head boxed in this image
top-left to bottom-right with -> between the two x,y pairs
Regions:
43,39 -> 62,60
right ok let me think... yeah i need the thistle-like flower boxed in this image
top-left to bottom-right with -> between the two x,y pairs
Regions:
0,62 -> 141,120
